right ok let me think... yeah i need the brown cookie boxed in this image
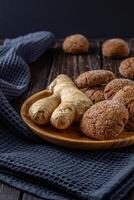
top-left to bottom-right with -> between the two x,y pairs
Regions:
104,78 -> 134,100
126,101 -> 134,131
113,85 -> 134,107
113,85 -> 134,131
80,100 -> 128,140
84,86 -> 105,104
119,57 -> 134,79
102,38 -> 129,58
75,70 -> 115,89
62,34 -> 89,54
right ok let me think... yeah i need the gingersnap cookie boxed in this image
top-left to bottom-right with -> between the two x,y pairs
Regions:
126,101 -> 134,131
119,57 -> 134,79
102,38 -> 129,58
113,85 -> 134,107
80,100 -> 128,140
75,70 -> 115,89
84,85 -> 105,103
113,85 -> 134,131
104,78 -> 134,100
62,34 -> 89,54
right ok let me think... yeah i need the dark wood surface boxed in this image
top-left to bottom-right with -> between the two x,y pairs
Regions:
0,39 -> 134,200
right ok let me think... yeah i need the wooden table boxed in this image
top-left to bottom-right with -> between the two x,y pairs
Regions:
0,39 -> 134,200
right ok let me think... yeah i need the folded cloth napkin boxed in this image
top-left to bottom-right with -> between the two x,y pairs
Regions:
0,32 -> 134,200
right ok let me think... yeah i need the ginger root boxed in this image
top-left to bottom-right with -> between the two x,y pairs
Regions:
29,74 -> 93,129
50,103 -> 75,129
48,74 -> 93,129
29,94 -> 60,124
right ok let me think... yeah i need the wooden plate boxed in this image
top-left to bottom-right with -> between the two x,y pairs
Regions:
21,89 -> 134,150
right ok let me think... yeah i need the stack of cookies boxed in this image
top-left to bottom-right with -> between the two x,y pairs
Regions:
75,70 -> 115,104
75,70 -> 134,140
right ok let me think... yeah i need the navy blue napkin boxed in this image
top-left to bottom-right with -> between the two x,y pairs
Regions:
0,32 -> 134,200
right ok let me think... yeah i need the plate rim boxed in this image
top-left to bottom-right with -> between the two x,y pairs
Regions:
20,89 -> 134,148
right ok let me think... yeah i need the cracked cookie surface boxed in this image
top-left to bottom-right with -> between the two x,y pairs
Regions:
75,70 -> 115,88
84,85 -> 105,103
119,57 -> 134,79
80,100 -> 128,140
113,85 -> 134,131
102,38 -> 129,58
62,34 -> 89,54
104,78 -> 134,100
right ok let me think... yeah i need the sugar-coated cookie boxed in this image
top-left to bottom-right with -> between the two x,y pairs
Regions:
104,78 -> 134,99
102,38 -> 129,58
126,101 -> 134,131
84,86 -> 105,104
113,85 -> 134,107
80,100 -> 128,140
62,34 -> 89,54
75,70 -> 115,89
119,57 -> 134,79
113,85 -> 134,131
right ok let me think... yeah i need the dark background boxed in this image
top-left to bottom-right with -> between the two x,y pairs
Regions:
0,0 -> 134,39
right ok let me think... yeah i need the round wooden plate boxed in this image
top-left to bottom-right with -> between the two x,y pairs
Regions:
21,89 -> 134,150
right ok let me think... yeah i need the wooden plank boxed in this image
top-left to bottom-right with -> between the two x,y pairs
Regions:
47,40 -> 101,86
0,183 -> 20,200
77,40 -> 102,73
24,40 -> 101,98
122,190 -> 134,200
28,50 -> 54,95
129,39 -> 134,56
19,191 -> 23,200
22,193 -> 41,200
132,191 -> 134,200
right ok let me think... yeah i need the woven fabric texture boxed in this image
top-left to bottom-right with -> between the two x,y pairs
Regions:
0,32 -> 134,200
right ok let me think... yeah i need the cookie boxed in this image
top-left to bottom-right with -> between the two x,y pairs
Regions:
62,34 -> 89,54
80,100 -> 128,140
113,85 -> 134,131
104,78 -> 134,99
119,57 -> 134,79
84,86 -> 105,104
113,85 -> 134,107
75,70 -> 115,88
126,101 -> 134,131
102,38 -> 129,58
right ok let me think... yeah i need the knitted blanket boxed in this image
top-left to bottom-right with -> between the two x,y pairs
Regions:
0,32 -> 134,200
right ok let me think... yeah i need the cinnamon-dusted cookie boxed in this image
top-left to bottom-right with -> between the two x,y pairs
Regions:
113,85 -> 134,107
80,100 -> 128,140
104,78 -> 134,100
119,57 -> 134,79
75,70 -> 115,88
126,101 -> 134,131
84,85 -> 105,104
113,85 -> 134,131
102,38 -> 129,58
62,34 -> 89,54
